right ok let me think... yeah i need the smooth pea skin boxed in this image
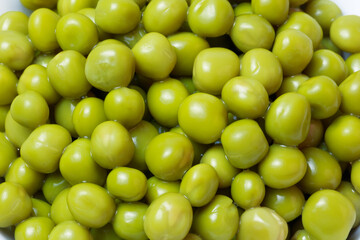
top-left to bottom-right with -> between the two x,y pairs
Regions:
115,22 -> 147,48
339,71 -> 360,115
252,0 -> 289,25
91,121 -> 135,169
67,183 -> 116,228
230,14 -> 275,53
272,29 -> 313,76
193,195 -> 239,240
277,11 -> 323,49
4,112 -> 32,148
128,120 -> 158,171
168,32 -> 210,77
330,15 -> 360,53
145,176 -> 180,204
346,53 -> 360,75
28,8 -> 60,52
56,13 -> 98,55
0,182 -> 32,228
21,0 -> 57,10
113,202 -> 148,240
193,47 -> 240,95
95,0 -> 141,34
237,207 -> 288,240
240,48 -> 283,95
54,98 -> 79,137
231,171 -> 265,210
276,74 -> 309,97
10,91 -> 49,129
85,43 -> 135,92
48,221 -> 92,240
304,49 -> 348,85
72,97 -> 107,138
132,32 -> 176,80
0,64 -> 17,106
47,50 -> 92,99
57,0 -> 98,16
33,52 -> 56,68
298,119 -> 324,149
337,181 -> 360,228
50,188 -> 75,224
143,0 -> 188,36
178,92 -> 228,144
77,8 -> 112,41
60,138 -> 107,186
147,78 -> 189,127
104,87 -> 145,128
42,171 -> 71,204
145,132 -> 193,181
5,157 -> 44,196
188,0 -> 234,37
222,75 -> 270,119
297,75 -> 341,119
20,124 -> 72,174
262,186 -> 305,222
298,147 -> 342,194
0,11 -> 28,34
18,64 -> 61,105
144,193 -> 193,240
107,167 -> 147,201
325,115 -> 360,162
0,31 -> 34,71
200,145 -> 240,189
259,144 -> 307,189
265,92 -> 311,146
221,119 -> 269,169
0,132 -> 17,177
302,189 -> 355,240
31,198 -> 51,218
291,230 -> 311,240
15,217 -> 55,240
180,163 -> 219,207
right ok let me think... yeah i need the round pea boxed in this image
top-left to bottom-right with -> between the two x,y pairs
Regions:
145,176 -> 180,204
339,71 -> 360,116
188,0 -> 234,37
50,188 -> 75,224
31,198 -> 51,218
95,0 -> 141,34
59,138 -> 107,186
0,64 -> 17,106
193,47 -> 240,95
20,124 -> 72,174
298,119 -> 324,149
5,157 -> 45,196
272,29 -> 313,76
128,120 -> 158,171
132,32 -> 177,80
324,115 -> 360,162
180,163 -> 219,207
4,111 -> 32,148
345,53 -> 360,75
18,64 -> 61,105
252,0 -> 289,25
231,171 -> 265,210
237,207 -> 288,240
144,193 -> 193,240
115,22 -> 147,48
297,75 -> 341,119
276,74 -> 309,97
265,92 -> 311,146
337,181 -> 360,228
262,186 -> 305,222
15,217 -> 55,240
47,50 -> 92,99
42,171 -> 71,204
0,11 -> 28,35
48,220 -> 92,240
234,2 -> 253,16
168,32 -> 210,77
193,195 -> 239,240
330,15 -> 360,53
0,182 -> 32,228
0,132 -> 17,177
67,183 -> 116,228
147,78 -> 189,127
72,97 -> 107,138
0,31 -> 34,71
54,98 -> 79,138
302,189 -> 355,240
145,132 -> 193,181
85,43 -> 135,92
298,147 -> 342,194
178,92 -> 228,144
112,202 -> 148,240
90,121 -> 135,169
28,8 -> 60,52
32,52 -> 56,68
230,14 -> 275,53
143,0 -> 188,36
57,0 -> 98,16
77,7 -> 112,41
259,144 -> 307,189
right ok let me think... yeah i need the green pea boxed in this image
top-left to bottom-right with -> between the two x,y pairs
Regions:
145,176 -> 180,204
0,62 -> 18,106
48,220 -> 92,240
15,217 -> 55,240
42,171 -> 71,204
0,132 -> 17,177
0,11 -> 28,35
50,188 -> 75,224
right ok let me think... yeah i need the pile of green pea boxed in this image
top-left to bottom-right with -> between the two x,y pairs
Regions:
1,0 -> 360,239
